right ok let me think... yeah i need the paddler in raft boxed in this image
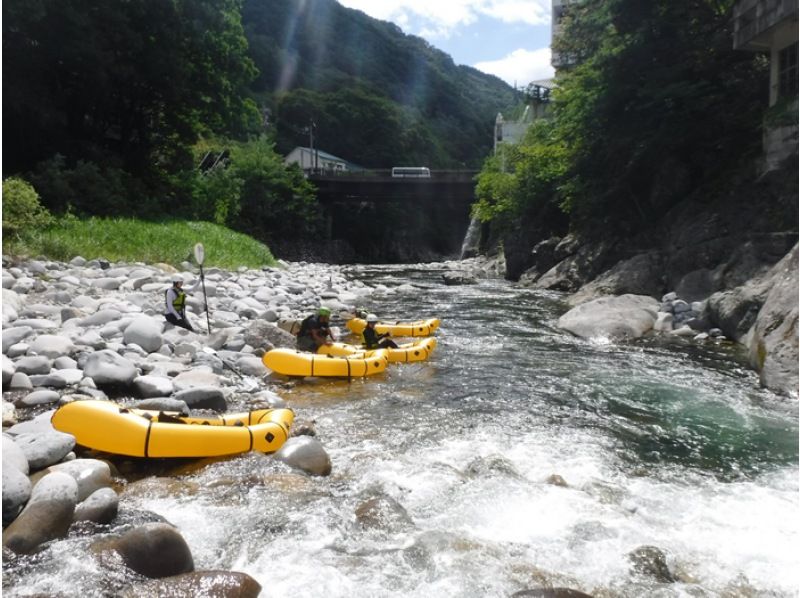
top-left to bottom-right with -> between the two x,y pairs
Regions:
362,313 -> 399,350
296,306 -> 337,352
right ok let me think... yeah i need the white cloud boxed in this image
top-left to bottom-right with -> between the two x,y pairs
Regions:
473,47 -> 554,86
337,0 -> 550,38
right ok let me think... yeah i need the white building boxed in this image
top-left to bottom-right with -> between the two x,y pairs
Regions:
284,147 -> 350,173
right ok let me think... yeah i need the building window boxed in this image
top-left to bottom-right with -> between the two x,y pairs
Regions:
778,42 -> 798,99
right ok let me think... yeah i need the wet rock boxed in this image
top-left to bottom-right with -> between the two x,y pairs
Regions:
558,295 -> 659,340
274,436 -> 332,476
123,570 -> 261,598
236,356 -> 268,377
546,474 -> 568,487
442,271 -> 477,286
354,494 -> 414,532
290,419 -> 317,437
512,590 -> 593,598
250,389 -> 288,409
653,312 -> 674,333
122,477 -> 201,499
3,472 -> 78,554
628,545 -> 675,583
47,459 -> 112,501
464,454 -> 521,478
73,487 -> 119,525
102,522 -> 194,578
83,350 -> 137,386
123,316 -> 164,353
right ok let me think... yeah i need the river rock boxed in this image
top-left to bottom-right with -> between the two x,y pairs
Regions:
2,354 -> 15,387
18,389 -> 60,407
123,317 -> 164,353
2,464 -> 32,526
26,334 -> 77,359
123,570 -> 261,598
274,436 -> 332,476
13,355 -> 52,376
243,320 -> 295,351
236,356 -> 268,377
354,494 -> 414,532
250,389 -> 288,409
172,369 -> 221,391
133,375 -> 175,398
535,241 -> 616,293
747,244 -> 798,396
511,590 -> 593,598
54,356 -> 78,369
172,386 -> 227,412
79,308 -> 122,327
2,436 -> 29,475
3,400 -> 19,425
8,373 -> 32,391
134,398 -> 190,415
13,430 -> 76,471
442,271 -> 477,286
83,350 -> 137,386
628,545 -> 675,583
653,312 -> 674,333
47,459 -> 112,501
73,487 -> 119,524
566,252 -> 665,307
103,522 -> 194,578
557,295 -> 659,340
3,471 -> 79,554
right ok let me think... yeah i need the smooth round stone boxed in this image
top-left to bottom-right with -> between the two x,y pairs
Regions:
19,389 -> 60,407
8,372 -> 33,391
274,436 -> 332,476
133,375 -> 174,398
83,350 -> 137,386
13,430 -> 76,471
48,459 -> 112,501
73,487 -> 118,524
3,436 -> 30,474
13,356 -> 52,376
2,464 -> 32,526
123,317 -> 164,353
102,523 -> 194,578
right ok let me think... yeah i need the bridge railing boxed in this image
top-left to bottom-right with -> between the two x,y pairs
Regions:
306,168 -> 478,181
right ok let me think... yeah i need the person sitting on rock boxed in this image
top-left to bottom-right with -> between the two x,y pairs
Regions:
362,314 -> 398,350
164,274 -> 199,332
296,307 -> 336,352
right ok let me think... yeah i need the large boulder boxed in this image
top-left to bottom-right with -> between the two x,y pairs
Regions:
73,487 -> 119,524
518,236 -> 562,286
706,280 -> 771,342
83,350 -> 137,386
2,326 -> 33,354
535,241 -> 616,293
47,459 -> 112,502
99,522 -> 194,578
558,294 -> 659,340
747,244 -> 798,396
2,354 -> 15,387
172,386 -> 227,412
13,430 -> 76,471
566,252 -> 665,307
123,317 -> 164,353
3,472 -> 78,554
26,334 -> 76,359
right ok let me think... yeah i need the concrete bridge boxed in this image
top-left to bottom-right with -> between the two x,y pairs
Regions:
306,169 -> 479,262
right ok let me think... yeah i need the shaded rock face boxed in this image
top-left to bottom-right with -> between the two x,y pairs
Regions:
534,241 -> 618,293
747,244 -> 799,396
566,252 -> 665,307
518,236 -> 562,286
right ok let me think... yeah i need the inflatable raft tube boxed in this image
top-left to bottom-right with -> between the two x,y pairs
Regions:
51,400 -> 294,458
262,348 -> 389,377
318,337 -> 437,363
346,317 -> 440,337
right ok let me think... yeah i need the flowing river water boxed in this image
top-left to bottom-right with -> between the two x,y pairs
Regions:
5,263 -> 798,597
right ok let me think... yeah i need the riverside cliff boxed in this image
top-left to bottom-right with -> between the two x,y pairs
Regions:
494,161 -> 799,397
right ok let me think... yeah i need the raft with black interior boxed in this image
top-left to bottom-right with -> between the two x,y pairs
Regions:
318,337 -> 437,363
262,347 -> 389,377
50,400 -> 294,458
346,317 -> 440,337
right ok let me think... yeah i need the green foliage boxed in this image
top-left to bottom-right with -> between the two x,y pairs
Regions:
473,121 -> 568,228
4,217 -> 276,269
551,0 -> 768,235
186,136 -> 319,240
1,177 -> 53,236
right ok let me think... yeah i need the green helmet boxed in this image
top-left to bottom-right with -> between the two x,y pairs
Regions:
318,307 -> 331,316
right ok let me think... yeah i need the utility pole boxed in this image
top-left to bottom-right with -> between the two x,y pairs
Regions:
308,119 -> 314,172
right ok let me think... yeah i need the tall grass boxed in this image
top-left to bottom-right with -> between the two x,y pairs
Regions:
3,217 -> 277,269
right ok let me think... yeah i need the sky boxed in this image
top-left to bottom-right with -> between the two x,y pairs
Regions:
336,0 -> 555,88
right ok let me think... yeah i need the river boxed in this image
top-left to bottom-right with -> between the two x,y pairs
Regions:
4,263 -> 798,597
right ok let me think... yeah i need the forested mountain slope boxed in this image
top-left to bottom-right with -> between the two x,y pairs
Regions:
243,0 -> 519,168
